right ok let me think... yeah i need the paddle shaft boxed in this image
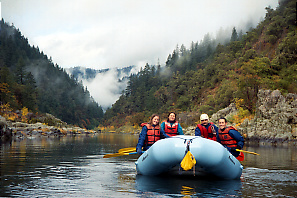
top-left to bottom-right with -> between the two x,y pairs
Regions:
118,147 -> 136,153
103,152 -> 138,158
236,149 -> 260,155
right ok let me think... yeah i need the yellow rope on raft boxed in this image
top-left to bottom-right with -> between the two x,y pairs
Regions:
180,151 -> 196,171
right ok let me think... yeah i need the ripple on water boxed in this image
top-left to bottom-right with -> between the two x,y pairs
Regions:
244,167 -> 297,182
241,167 -> 297,198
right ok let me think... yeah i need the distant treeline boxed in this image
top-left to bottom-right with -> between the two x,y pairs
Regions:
0,20 -> 103,129
103,0 -> 296,127
68,65 -> 135,80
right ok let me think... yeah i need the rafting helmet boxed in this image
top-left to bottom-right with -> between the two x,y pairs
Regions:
200,114 -> 209,121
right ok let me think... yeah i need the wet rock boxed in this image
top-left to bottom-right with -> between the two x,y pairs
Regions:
31,130 -> 40,136
292,128 -> 297,137
0,116 -> 12,142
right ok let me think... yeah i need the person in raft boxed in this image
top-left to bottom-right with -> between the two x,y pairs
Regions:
217,117 -> 244,157
195,113 -> 218,141
136,114 -> 169,154
161,112 -> 183,137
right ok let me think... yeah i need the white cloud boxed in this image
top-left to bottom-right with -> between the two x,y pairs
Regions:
82,69 -> 129,110
1,0 -> 279,70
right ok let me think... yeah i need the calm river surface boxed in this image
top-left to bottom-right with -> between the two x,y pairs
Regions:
0,133 -> 296,197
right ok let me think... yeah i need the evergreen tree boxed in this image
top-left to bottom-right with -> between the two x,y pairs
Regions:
15,58 -> 26,84
231,27 -> 238,42
23,72 -> 38,111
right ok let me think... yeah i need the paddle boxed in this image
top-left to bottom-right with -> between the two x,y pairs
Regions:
103,147 -> 140,158
236,149 -> 260,155
118,147 -> 136,153
103,152 -> 138,158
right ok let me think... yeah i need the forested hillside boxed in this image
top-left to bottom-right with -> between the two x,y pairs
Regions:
0,20 -> 104,129
103,0 -> 296,128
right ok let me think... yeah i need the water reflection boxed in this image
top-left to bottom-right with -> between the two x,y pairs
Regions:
242,144 -> 297,170
135,174 -> 242,197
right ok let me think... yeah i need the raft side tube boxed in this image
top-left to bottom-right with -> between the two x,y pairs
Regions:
135,138 -> 186,175
190,138 -> 243,179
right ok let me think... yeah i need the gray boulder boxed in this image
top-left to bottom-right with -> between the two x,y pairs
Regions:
0,115 -> 12,142
240,90 -> 296,141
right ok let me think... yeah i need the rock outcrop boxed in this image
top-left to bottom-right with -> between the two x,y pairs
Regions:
243,89 -> 297,141
210,89 -> 297,141
210,103 -> 238,122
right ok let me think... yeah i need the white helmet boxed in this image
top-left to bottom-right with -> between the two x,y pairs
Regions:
200,114 -> 209,120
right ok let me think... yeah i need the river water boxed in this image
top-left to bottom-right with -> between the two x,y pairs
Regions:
0,133 -> 296,197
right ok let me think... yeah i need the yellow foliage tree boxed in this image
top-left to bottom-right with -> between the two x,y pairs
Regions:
0,103 -> 18,121
231,98 -> 254,126
21,107 -> 29,123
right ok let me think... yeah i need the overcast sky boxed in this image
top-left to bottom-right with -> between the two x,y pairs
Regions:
1,0 -> 279,70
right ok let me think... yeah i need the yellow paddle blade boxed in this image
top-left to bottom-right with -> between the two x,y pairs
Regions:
103,152 -> 129,158
236,149 -> 260,156
118,147 -> 136,153
181,151 -> 196,171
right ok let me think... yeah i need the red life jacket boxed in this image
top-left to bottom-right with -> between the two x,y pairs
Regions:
197,123 -> 217,141
145,124 -> 161,146
218,126 -> 238,147
164,121 -> 178,137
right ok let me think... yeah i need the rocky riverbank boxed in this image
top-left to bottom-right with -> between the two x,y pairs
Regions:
0,113 -> 100,143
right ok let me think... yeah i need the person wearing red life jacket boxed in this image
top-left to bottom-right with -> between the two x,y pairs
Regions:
217,117 -> 244,157
195,114 -> 218,141
136,114 -> 169,154
161,112 -> 183,137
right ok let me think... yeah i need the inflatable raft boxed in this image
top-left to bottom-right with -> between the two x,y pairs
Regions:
135,135 -> 243,180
